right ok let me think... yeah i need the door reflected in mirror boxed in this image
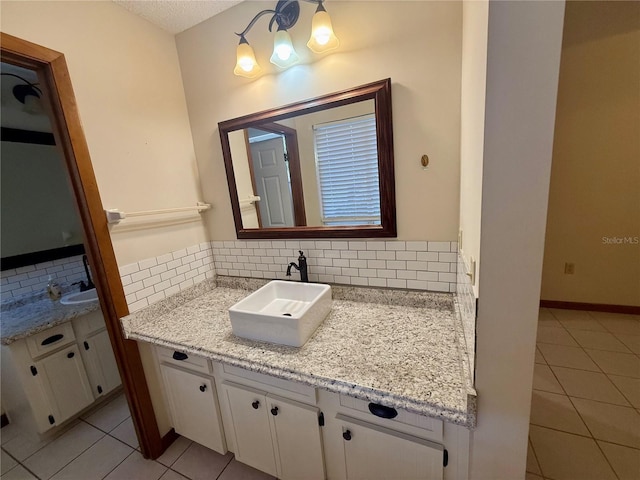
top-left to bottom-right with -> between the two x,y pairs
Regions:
219,79 -> 395,239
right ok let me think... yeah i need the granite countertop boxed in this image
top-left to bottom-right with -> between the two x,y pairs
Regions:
1,294 -> 100,345
122,276 -> 477,428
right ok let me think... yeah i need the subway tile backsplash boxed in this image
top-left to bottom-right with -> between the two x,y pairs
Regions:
212,240 -> 458,293
0,255 -> 87,301
119,242 -> 215,312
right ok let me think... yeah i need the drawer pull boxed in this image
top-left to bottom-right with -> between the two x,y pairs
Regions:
67,352 -> 75,359
172,351 -> 188,361
252,400 -> 260,409
368,403 -> 398,419
342,429 -> 352,441
199,385 -> 207,392
41,334 -> 64,346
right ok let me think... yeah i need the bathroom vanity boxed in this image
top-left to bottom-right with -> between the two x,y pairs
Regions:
122,277 -> 476,480
1,295 -> 121,432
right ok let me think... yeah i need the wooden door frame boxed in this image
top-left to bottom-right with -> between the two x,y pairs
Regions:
1,32 -> 169,459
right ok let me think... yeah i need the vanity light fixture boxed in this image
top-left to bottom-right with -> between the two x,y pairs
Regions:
1,73 -> 43,114
234,0 -> 339,78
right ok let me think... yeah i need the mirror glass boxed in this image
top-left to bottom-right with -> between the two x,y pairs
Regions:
219,79 -> 396,239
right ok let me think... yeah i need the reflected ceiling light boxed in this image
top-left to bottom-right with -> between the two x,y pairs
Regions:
234,0 -> 339,77
1,73 -> 43,114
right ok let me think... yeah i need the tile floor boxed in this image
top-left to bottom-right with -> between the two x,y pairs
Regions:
0,392 -> 273,480
527,308 -> 640,480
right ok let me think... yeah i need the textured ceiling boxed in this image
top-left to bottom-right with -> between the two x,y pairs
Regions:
113,0 -> 243,34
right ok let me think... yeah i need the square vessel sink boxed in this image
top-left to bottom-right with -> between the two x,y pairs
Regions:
229,280 -> 332,347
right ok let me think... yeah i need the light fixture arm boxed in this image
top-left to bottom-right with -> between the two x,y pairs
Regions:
235,8 -> 278,39
0,73 -> 43,104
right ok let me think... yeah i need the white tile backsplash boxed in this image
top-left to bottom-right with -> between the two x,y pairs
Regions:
119,242 -> 215,312
1,255 -> 87,301
212,240 -> 458,293
456,253 -> 476,381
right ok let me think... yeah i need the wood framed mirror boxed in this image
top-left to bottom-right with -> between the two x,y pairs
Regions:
219,78 -> 396,239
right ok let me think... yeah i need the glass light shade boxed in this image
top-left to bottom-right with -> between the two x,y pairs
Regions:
234,42 -> 262,78
307,10 -> 339,53
270,30 -> 299,68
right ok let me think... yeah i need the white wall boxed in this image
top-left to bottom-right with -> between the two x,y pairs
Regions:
176,0 -> 463,242
471,1 -> 565,478
1,1 -> 208,266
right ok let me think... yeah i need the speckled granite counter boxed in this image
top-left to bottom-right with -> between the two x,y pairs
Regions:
121,277 -> 477,428
1,294 -> 100,345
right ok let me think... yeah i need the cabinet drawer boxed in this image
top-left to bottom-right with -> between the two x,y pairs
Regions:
156,346 -> 211,374
222,363 -> 316,404
338,394 -> 443,442
26,323 -> 76,359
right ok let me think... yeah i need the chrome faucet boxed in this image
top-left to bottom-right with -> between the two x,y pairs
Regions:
286,251 -> 308,282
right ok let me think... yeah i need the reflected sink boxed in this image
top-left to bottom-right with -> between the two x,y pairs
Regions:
229,280 -> 332,347
60,288 -> 99,305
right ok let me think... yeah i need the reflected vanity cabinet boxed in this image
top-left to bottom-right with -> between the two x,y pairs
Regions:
4,310 -> 121,433
154,346 -> 470,480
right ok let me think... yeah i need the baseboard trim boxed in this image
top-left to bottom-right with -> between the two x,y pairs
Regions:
1,413 -> 9,428
159,428 -> 179,456
540,300 -> 640,315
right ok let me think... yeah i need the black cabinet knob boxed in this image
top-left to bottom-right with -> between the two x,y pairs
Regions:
343,429 -> 352,441
271,406 -> 279,416
252,400 -> 260,409
199,385 -> 207,392
67,352 -> 75,359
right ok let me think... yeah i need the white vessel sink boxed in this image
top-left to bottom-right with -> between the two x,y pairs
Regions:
60,288 -> 99,305
229,280 -> 332,347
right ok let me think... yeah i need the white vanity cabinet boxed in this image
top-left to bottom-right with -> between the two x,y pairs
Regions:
155,347 -> 227,454
221,381 -> 325,480
7,323 -> 95,432
336,414 -> 444,480
74,311 -> 121,398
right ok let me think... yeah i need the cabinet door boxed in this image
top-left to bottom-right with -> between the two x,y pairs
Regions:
338,414 -> 443,480
82,330 -> 121,397
160,364 -> 226,454
221,382 -> 277,477
36,344 -> 95,425
267,394 -> 325,480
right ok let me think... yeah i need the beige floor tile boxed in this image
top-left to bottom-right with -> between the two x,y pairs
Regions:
1,449 -> 18,475
104,451 -> 167,480
156,436 -> 192,467
550,308 -> 594,321
570,330 -> 632,353
598,441 -> 640,480
617,334 -> 640,355
609,375 -> 640,408
110,417 -> 139,449
1,419 -> 79,462
171,442 -> 233,480
539,309 -> 562,327
558,317 -> 608,332
159,469 -> 189,480
525,474 -> 543,480
1,464 -> 38,480
534,347 -> 546,365
82,394 -> 131,433
23,422 -> 104,480
532,364 -> 564,394
526,439 -> 542,475
537,344 -> 600,371
586,349 -> 640,378
596,316 -> 640,335
50,435 -> 132,480
552,366 -> 631,405
537,326 -> 578,347
218,459 -> 276,479
530,390 -> 589,435
571,398 -> 640,448
529,425 -> 616,480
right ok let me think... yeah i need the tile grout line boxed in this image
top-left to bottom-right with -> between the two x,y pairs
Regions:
2,446 -> 43,480
526,437 -> 543,477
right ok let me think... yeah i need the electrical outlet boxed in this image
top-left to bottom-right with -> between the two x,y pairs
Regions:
564,262 -> 575,275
